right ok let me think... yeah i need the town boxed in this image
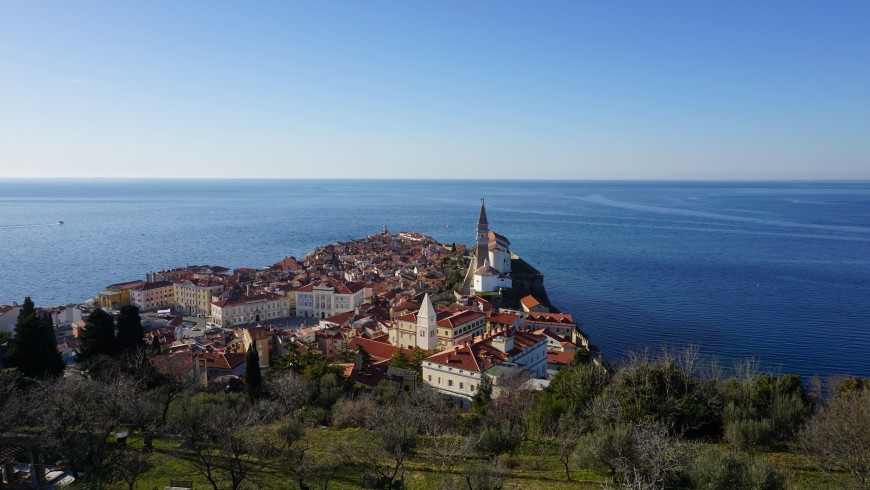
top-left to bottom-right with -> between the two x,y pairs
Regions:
1,202 -> 591,411
0,205 -> 862,490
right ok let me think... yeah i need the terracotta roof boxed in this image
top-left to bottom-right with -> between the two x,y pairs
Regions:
199,352 -> 246,371
488,313 -> 520,326
547,351 -> 574,366
107,280 -> 146,290
323,311 -> 355,325
245,326 -> 271,340
520,295 -> 541,309
527,312 -> 575,325
346,337 -> 416,361
0,305 -> 15,315
295,277 -> 365,294
437,310 -> 485,329
426,328 -> 544,373
212,292 -> 285,308
134,281 -> 173,291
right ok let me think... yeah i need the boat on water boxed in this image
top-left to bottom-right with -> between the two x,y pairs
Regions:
57,221 -> 64,225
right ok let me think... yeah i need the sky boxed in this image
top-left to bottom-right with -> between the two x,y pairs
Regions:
1,1 -> 868,180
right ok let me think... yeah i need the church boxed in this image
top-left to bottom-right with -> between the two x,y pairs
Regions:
472,200 -> 513,293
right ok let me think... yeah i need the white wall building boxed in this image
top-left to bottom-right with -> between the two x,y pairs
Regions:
295,278 -> 366,319
422,327 -> 547,408
211,293 -> 292,328
0,305 -> 21,333
473,258 -> 512,293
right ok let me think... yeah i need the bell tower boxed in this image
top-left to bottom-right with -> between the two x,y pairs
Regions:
476,198 -> 489,269
416,293 -> 437,350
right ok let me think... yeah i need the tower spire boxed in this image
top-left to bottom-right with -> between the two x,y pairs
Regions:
478,198 -> 488,228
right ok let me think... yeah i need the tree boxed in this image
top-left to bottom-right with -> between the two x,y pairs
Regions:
472,375 -> 493,416
79,308 -> 116,360
6,297 -> 65,378
799,389 -> 870,489
150,334 -> 162,355
245,343 -> 262,402
115,305 -> 145,355
173,402 -> 269,490
575,421 -> 685,490
688,445 -> 783,490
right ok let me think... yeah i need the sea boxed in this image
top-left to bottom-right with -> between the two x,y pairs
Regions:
1,179 -> 868,379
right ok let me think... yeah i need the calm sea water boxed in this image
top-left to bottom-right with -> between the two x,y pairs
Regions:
1,179 -> 868,378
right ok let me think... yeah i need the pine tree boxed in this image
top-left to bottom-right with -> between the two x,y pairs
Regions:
245,343 -> 262,402
6,297 -> 65,378
79,309 -> 116,360
115,305 -> 145,355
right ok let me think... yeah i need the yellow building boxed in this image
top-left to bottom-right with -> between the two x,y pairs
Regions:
239,326 -> 273,368
97,280 -> 145,310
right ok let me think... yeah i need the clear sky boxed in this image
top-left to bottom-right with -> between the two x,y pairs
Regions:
1,1 -> 868,180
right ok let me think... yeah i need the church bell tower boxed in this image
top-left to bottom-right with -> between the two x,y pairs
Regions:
476,199 -> 489,269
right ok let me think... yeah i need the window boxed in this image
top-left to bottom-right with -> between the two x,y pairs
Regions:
459,382 -> 464,389
448,380 -> 453,387
428,375 -> 431,381
470,385 -> 475,392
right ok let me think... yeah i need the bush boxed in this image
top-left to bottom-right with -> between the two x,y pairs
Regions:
724,418 -> 775,451
689,446 -> 784,490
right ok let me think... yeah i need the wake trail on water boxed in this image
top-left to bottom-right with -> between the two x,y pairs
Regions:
579,194 -> 870,235
0,222 -> 63,229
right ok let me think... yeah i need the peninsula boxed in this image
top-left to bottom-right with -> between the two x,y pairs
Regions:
3,201 -> 592,409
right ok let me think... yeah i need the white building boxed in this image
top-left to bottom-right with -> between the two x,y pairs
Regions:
0,305 -> 21,333
294,278 -> 366,319
422,327 -> 547,408
173,279 -> 225,317
130,281 -> 175,312
473,258 -> 512,293
211,292 -> 292,328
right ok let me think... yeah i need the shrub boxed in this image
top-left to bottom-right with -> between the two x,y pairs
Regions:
689,446 -> 784,490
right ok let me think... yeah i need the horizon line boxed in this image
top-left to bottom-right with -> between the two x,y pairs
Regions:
1,176 -> 869,183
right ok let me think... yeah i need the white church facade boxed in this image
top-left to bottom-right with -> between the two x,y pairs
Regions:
471,201 -> 514,293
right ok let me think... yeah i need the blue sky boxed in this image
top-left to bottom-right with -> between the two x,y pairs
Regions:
1,1 -> 868,179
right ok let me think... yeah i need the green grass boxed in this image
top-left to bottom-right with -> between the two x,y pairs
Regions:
109,430 -> 845,490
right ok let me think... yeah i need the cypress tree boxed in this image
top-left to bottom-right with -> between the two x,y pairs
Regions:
79,309 -> 116,360
150,335 -> 161,356
6,297 -> 65,378
245,343 -> 262,402
115,305 -> 145,355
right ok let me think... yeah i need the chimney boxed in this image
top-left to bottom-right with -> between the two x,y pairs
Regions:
491,334 -> 514,354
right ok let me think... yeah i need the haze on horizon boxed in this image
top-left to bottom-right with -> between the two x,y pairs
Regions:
1,2 -> 868,180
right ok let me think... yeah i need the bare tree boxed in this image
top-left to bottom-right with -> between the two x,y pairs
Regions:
173,401 -> 270,490
113,444 -> 151,490
36,375 -> 136,484
799,389 -> 870,490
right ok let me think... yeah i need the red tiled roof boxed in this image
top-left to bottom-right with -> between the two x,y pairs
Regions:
346,337 -> 416,361
526,312 -> 575,325
199,352 -> 246,370
245,326 -> 271,340
437,310 -> 485,329
212,292 -> 285,308
295,277 -> 365,294
426,329 -> 545,373
547,351 -> 574,366
520,295 -> 541,309
488,313 -> 520,326
323,311 -> 355,325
